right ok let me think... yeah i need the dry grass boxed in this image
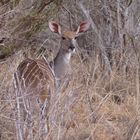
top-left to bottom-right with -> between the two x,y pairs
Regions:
0,0 -> 140,140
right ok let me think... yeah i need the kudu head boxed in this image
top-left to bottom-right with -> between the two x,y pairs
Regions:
49,20 -> 91,52
48,20 -> 91,80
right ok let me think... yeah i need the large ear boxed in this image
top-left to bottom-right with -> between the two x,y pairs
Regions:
49,21 -> 61,34
76,21 -> 91,34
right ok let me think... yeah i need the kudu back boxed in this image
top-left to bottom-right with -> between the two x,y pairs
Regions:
15,20 -> 90,107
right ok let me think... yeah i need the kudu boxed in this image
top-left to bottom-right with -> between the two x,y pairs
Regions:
14,20 -> 90,138
15,20 -> 90,104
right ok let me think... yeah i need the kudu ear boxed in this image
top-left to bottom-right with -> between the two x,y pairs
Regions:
49,21 -> 61,34
76,21 -> 91,35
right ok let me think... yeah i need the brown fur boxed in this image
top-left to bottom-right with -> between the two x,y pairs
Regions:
63,31 -> 76,39
16,58 -> 55,103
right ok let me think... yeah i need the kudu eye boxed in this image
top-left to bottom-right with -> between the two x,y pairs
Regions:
62,36 -> 66,40
74,36 -> 78,40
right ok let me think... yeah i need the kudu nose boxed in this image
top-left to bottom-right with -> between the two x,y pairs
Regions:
69,45 -> 75,52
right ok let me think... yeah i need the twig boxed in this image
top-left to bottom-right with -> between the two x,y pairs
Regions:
78,2 -> 112,73
127,119 -> 140,140
84,92 -> 111,120
14,73 -> 24,140
37,0 -> 56,13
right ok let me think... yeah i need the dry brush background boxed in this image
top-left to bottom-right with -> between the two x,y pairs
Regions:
0,0 -> 140,140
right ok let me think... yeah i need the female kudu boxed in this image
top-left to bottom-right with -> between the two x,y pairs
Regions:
14,20 -> 90,139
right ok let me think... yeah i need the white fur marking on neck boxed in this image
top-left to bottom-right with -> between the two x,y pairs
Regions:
72,39 -> 78,48
64,53 -> 71,63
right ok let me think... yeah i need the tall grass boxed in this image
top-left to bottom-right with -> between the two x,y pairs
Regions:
0,0 -> 140,139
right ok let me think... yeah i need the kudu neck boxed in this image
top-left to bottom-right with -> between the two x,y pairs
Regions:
53,46 -> 73,81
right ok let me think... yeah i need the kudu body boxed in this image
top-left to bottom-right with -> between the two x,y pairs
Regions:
15,20 -> 90,105
14,20 -> 90,137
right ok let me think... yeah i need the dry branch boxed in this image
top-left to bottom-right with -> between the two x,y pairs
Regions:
78,2 -> 112,73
